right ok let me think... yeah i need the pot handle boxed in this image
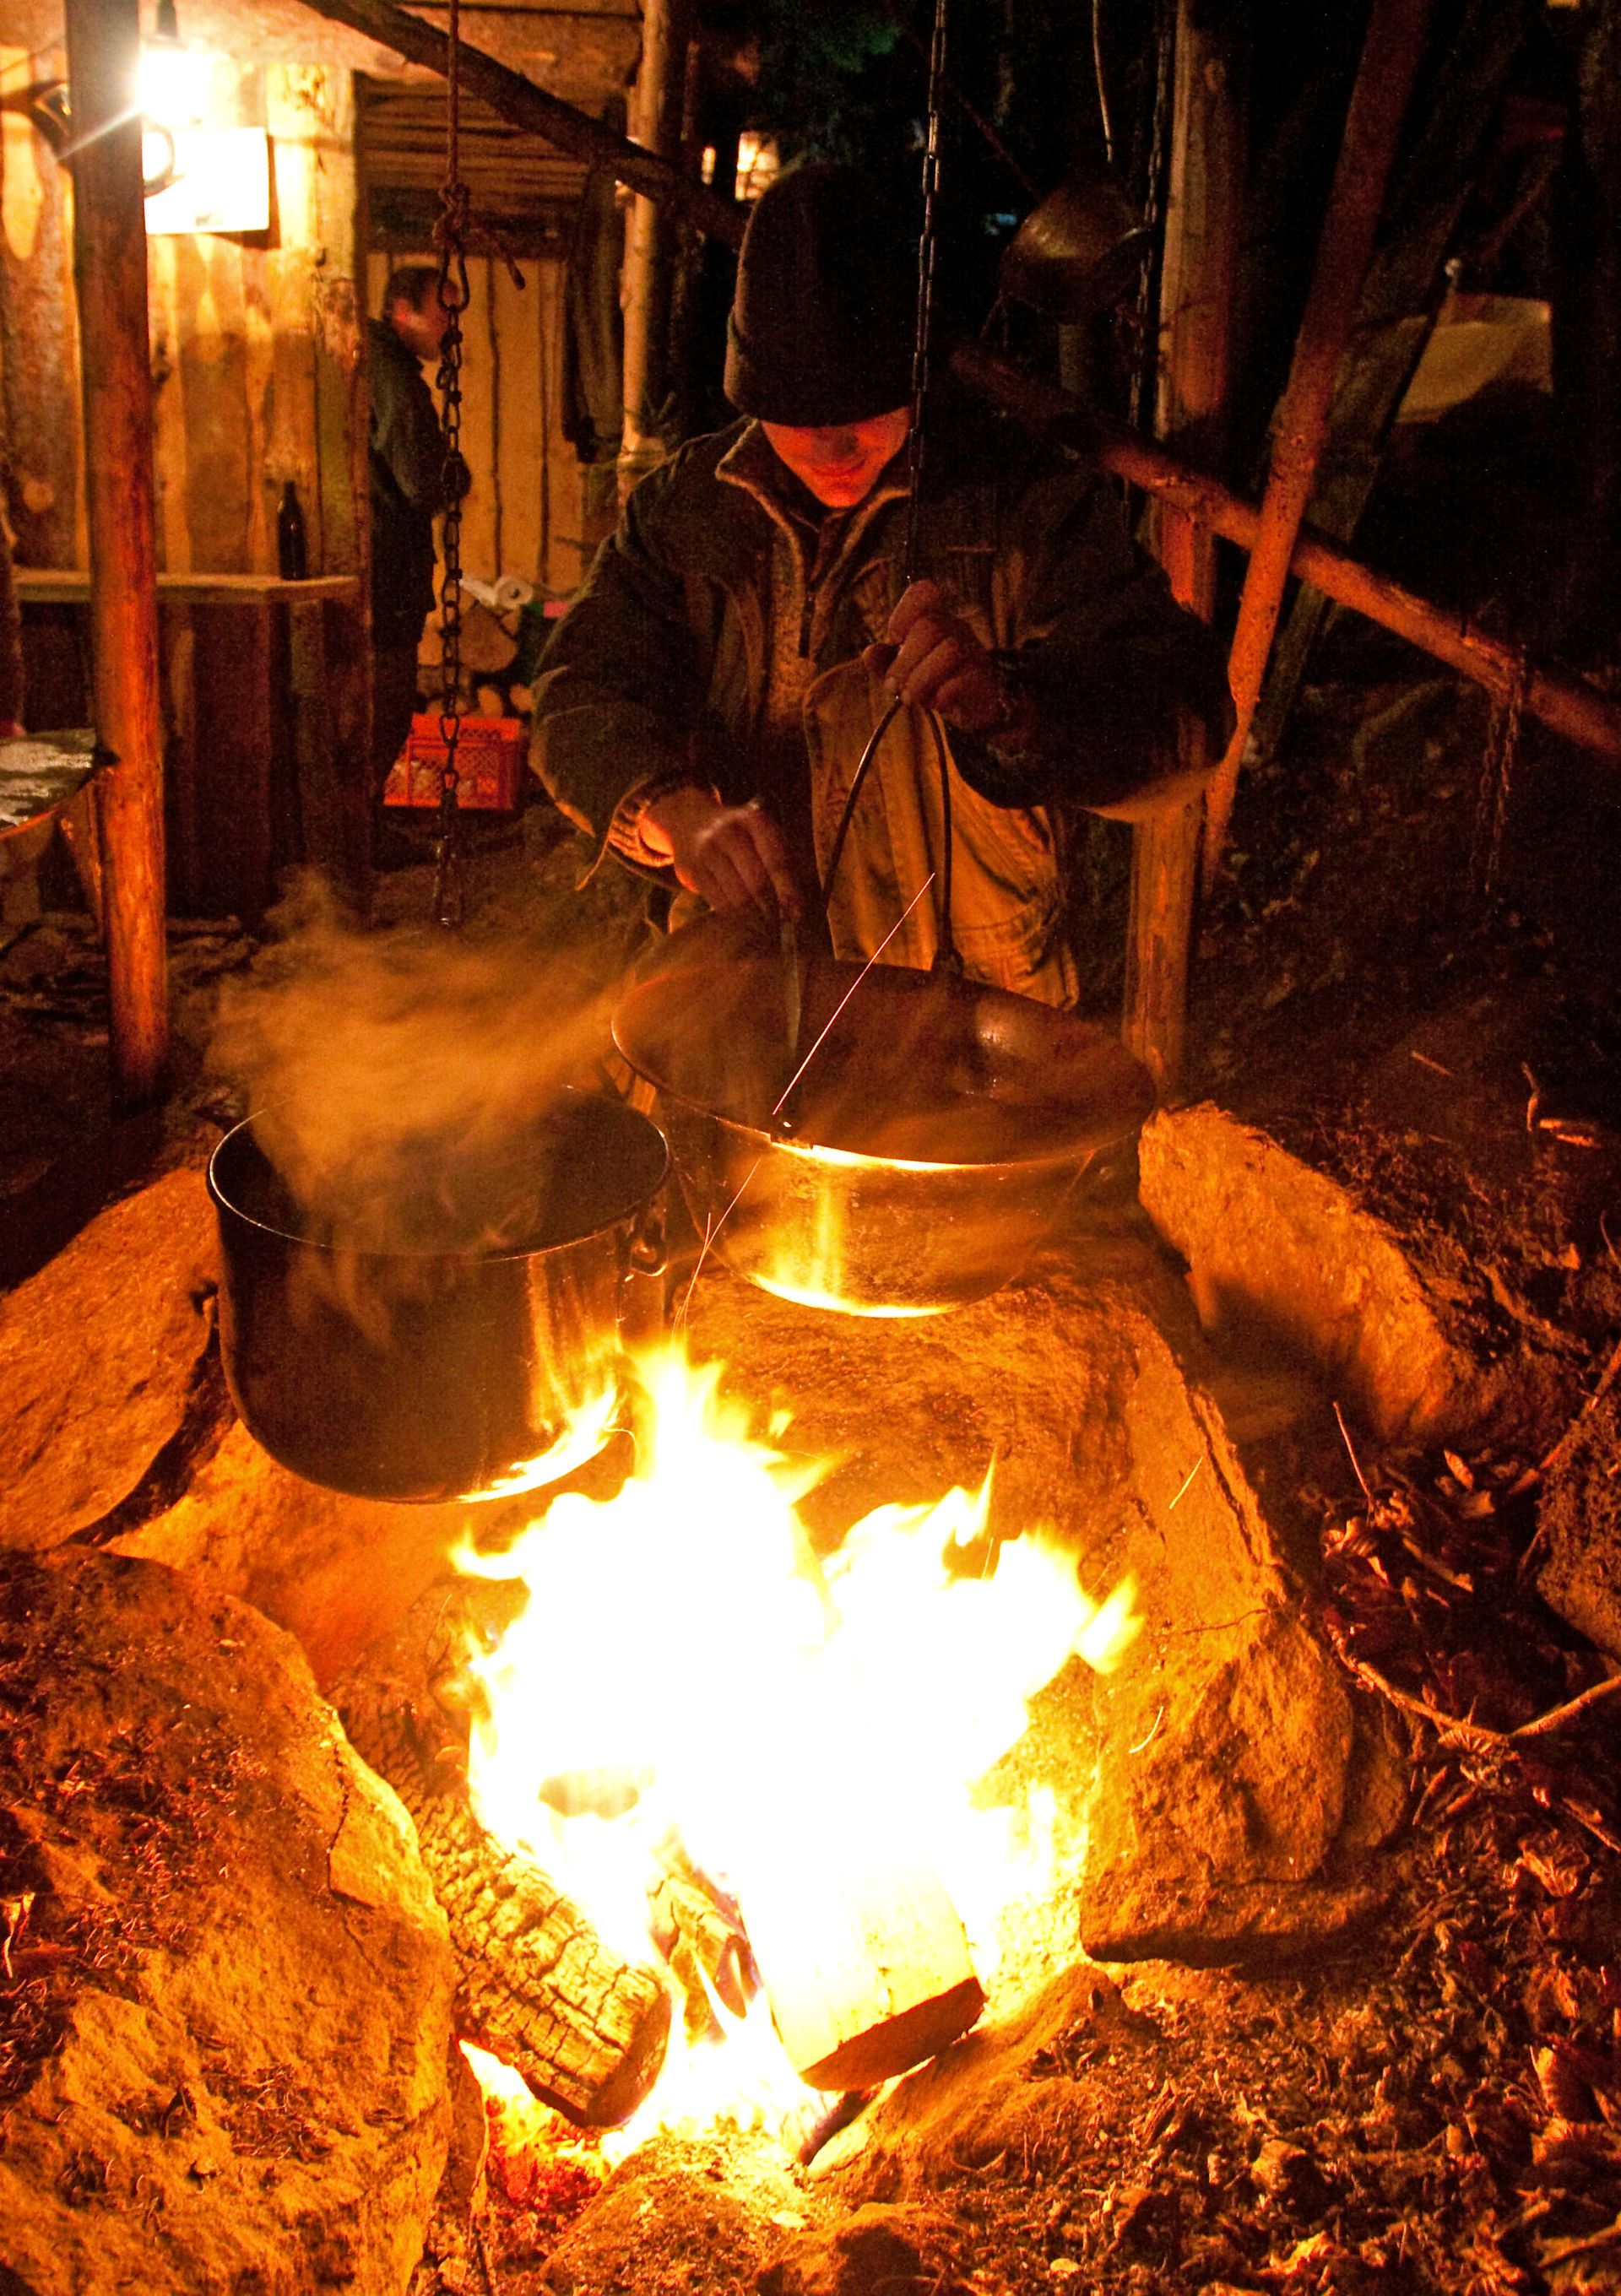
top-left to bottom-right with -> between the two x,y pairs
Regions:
626,1196 -> 666,1279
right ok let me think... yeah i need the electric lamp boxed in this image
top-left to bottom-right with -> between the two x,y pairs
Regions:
138,0 -> 213,133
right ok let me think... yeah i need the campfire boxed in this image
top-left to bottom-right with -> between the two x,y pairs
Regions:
447,1342 -> 1140,2152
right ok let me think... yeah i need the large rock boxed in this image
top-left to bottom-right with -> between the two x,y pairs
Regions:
0,1551 -> 457,2296
109,1416 -> 485,1690
1139,1103 -> 1500,1445
684,1251 -> 1402,1964
0,1167 -> 218,1551
1537,1391 -> 1621,1663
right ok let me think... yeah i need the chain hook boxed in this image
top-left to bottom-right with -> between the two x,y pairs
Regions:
431,0 -> 471,929
1472,642 -> 1530,906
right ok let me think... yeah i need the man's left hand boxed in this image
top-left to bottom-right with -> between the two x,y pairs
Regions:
862,578 -> 1003,732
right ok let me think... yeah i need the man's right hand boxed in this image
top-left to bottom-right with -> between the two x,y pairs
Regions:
638,785 -> 801,921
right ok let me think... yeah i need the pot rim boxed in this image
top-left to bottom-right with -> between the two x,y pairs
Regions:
207,1086 -> 670,1266
647,1078 -> 1106,1181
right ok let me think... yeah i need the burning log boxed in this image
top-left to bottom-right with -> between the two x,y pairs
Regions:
735,1835 -> 985,2093
331,1586 -> 671,2128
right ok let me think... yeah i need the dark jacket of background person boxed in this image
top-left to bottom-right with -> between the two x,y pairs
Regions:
366,316 -> 452,650
531,396 -> 1233,1004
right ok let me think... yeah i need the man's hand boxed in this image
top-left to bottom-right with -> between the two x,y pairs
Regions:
639,784 -> 801,921
862,578 -> 1008,733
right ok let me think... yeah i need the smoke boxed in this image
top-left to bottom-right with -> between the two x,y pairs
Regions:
210,877 -> 621,1254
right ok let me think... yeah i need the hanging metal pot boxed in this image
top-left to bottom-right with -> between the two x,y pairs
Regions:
999,170 -> 1152,323
612,926 -> 1155,1318
209,1090 -> 668,1503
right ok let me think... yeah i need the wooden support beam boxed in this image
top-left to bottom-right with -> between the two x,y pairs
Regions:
1124,0 -> 1245,1100
295,0 -> 745,249
64,0 -> 168,1110
1203,0 -> 1437,890
951,343 -> 1621,769
619,0 -> 694,496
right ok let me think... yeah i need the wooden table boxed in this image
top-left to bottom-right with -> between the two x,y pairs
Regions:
16,569 -> 368,923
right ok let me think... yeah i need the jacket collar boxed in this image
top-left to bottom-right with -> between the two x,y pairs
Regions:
714,420 -> 908,555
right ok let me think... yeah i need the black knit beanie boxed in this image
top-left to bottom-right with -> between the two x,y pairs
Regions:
724,164 -> 917,427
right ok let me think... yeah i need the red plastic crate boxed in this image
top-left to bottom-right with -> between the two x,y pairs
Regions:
382,714 -> 524,810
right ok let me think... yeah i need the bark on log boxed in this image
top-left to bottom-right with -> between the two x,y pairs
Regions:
951,342 -> 1621,768
294,0 -> 745,249
1124,0 -> 1246,1098
332,1585 -> 671,2128
64,0 -> 168,1108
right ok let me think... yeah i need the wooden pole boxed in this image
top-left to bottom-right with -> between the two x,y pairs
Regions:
295,0 -> 745,249
1123,0 -> 1245,1098
619,0 -> 694,499
64,0 -> 168,1109
951,343 -> 1621,769
1202,0 -> 1436,891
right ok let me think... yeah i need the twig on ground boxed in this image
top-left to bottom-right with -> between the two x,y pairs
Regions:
1324,1616 -> 1621,1751
1509,1668 -> 1621,1741
1333,1400 -> 1373,1502
1522,1062 -> 1541,1134
1538,2214 -> 1621,2266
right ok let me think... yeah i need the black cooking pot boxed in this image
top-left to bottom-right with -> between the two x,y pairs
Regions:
209,1091 -> 668,1503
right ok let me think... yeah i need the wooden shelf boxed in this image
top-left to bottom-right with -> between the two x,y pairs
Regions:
15,569 -> 361,606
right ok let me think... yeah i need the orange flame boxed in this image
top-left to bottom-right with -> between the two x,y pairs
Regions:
453,1341 -> 1138,2150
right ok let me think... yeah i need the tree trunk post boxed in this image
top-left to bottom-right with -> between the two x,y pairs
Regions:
65,0 -> 168,1109
619,0 -> 695,499
1124,0 -> 1244,1098
1202,0 -> 1437,893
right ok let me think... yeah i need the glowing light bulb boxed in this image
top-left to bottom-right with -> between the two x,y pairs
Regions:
138,1 -> 213,133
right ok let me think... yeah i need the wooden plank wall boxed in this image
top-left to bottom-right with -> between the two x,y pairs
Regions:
3,35 -> 365,586
147,62 -> 364,582
364,246 -> 590,610
2,18 -> 84,571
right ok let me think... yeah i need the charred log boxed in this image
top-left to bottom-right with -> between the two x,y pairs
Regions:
332,1584 -> 670,2128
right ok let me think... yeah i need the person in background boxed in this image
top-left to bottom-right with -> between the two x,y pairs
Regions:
366,266 -> 469,810
530,164 -> 1233,1007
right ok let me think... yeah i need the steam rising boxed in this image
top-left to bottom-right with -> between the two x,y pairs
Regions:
211,880 -> 619,1254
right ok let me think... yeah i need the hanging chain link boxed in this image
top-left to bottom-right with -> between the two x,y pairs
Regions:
1128,0 -> 1174,431
1472,644 -> 1529,904
903,0 -> 949,585
431,0 -> 472,930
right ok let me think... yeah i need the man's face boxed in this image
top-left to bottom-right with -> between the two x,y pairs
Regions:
390,292 -> 450,364
761,406 -> 909,509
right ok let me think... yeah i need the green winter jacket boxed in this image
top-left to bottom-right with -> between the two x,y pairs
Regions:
532,400 -> 1231,1004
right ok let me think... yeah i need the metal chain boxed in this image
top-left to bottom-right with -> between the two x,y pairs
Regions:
903,0 -> 949,584
1128,0 -> 1174,431
431,0 -> 472,930
1472,646 -> 1529,903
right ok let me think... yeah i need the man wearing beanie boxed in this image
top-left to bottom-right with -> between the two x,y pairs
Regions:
531,163 -> 1231,1004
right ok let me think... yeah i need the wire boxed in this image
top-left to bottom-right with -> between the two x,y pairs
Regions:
1092,0 -> 1115,169
903,0 -> 949,584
